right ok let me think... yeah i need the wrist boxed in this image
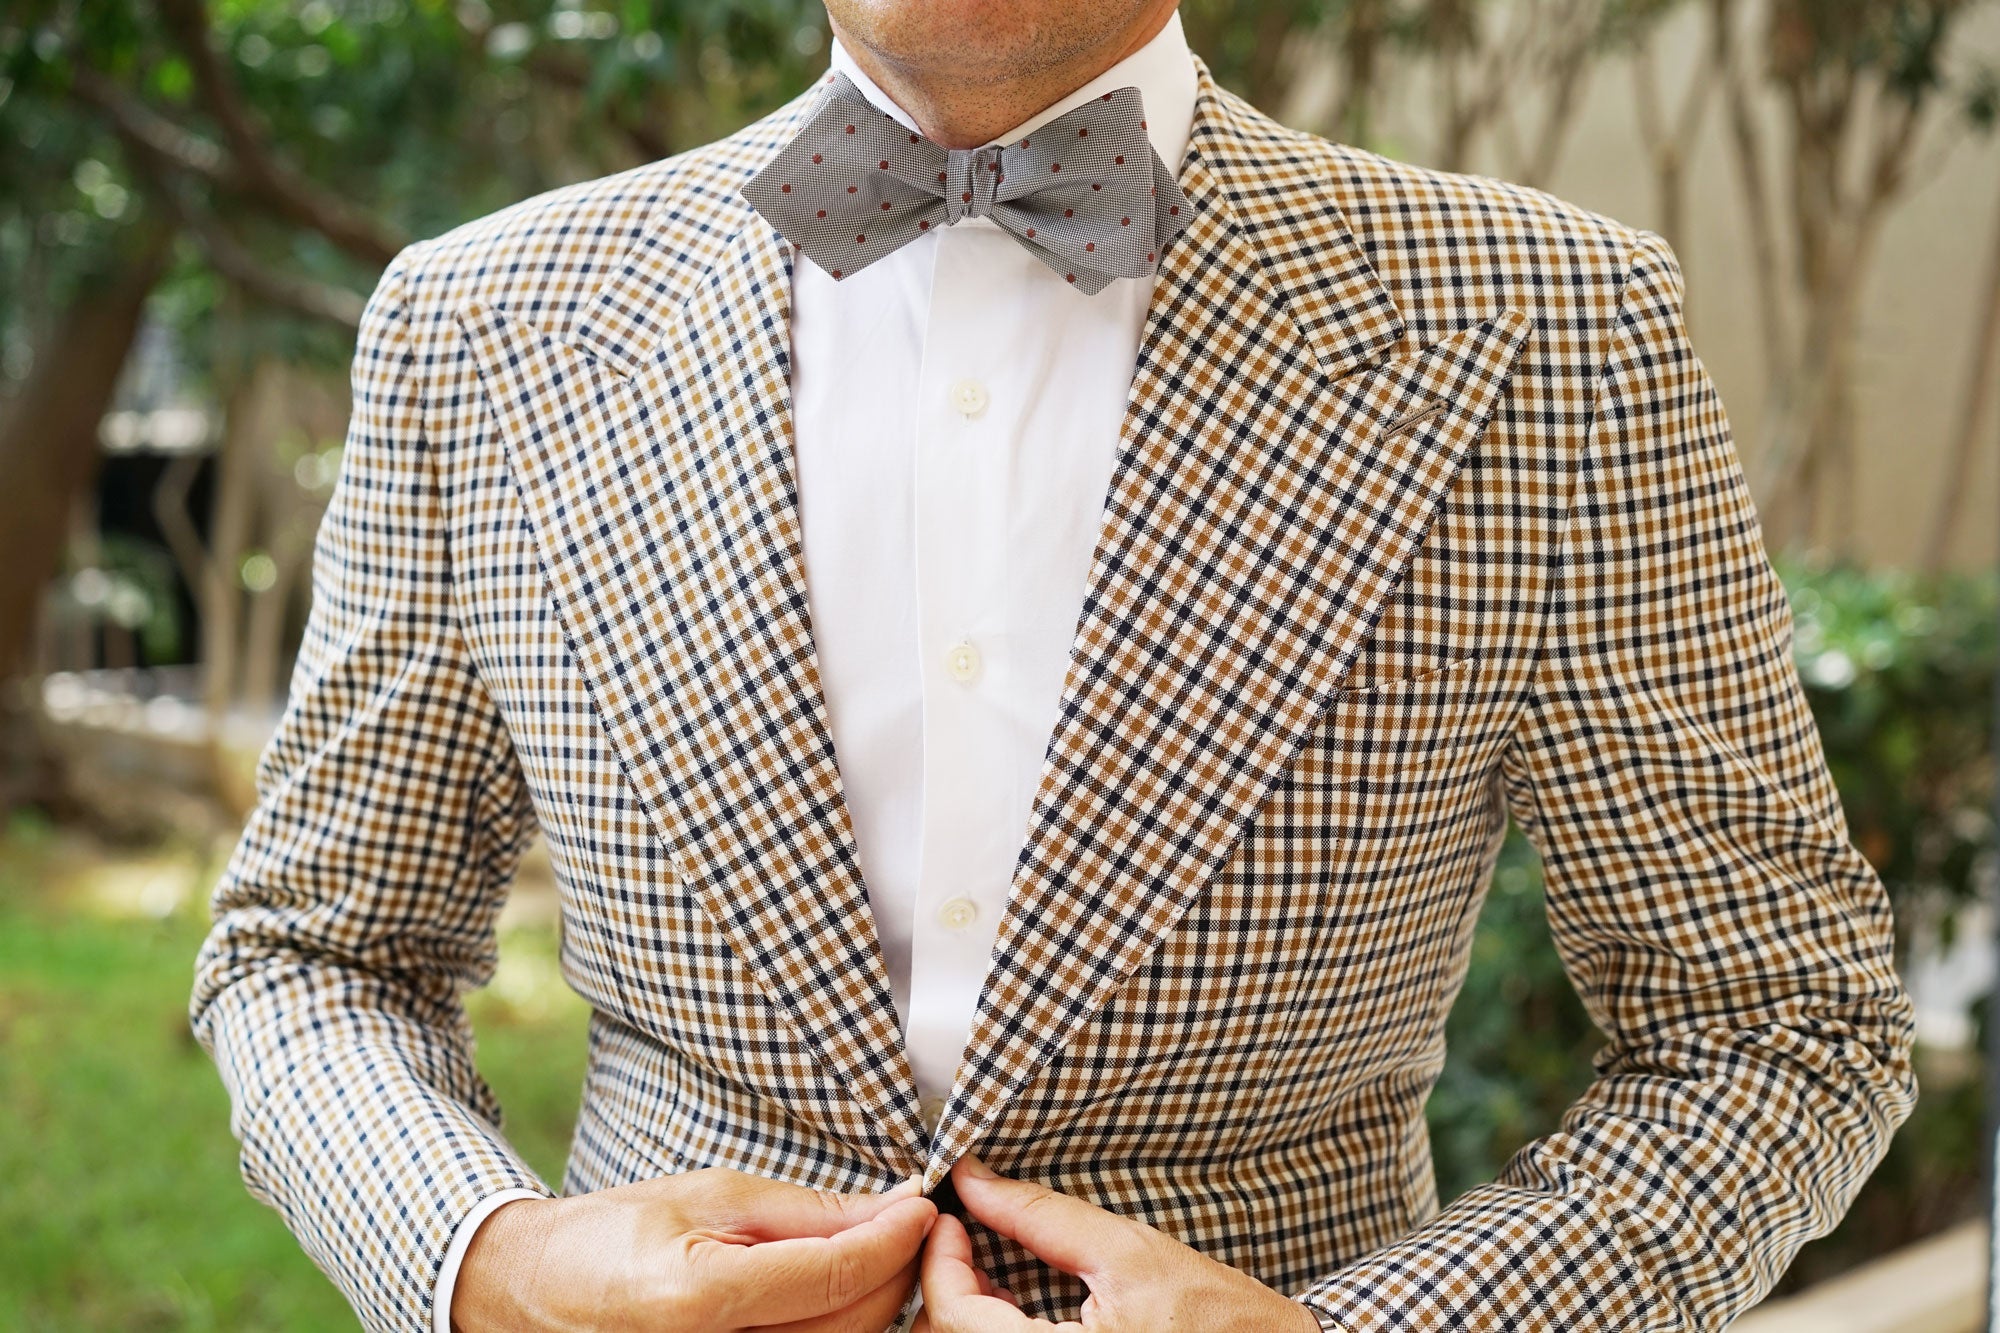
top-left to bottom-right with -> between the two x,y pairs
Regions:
450,1196 -> 557,1333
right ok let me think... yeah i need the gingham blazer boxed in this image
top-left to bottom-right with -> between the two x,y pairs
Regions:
190,47 -> 1919,1333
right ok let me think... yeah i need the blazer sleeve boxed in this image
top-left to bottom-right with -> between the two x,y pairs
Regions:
187,245 -> 558,1333
1289,229 -> 1919,1332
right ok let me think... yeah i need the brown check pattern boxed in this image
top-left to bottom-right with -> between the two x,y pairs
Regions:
190,47 -> 1917,1333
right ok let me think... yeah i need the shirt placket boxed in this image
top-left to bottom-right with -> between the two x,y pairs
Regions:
906,221 -> 1019,1133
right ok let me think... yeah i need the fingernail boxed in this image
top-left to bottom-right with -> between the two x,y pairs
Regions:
886,1173 -> 923,1196
958,1151 -> 995,1179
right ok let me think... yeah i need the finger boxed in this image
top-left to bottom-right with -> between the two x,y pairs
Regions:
948,1155 -> 1142,1280
919,1212 -> 988,1308
699,1195 -> 937,1326
922,1218 -> 1018,1310
973,1269 -> 1023,1307
751,1244 -> 921,1333
687,1167 -> 929,1242
920,1214 -> 1060,1333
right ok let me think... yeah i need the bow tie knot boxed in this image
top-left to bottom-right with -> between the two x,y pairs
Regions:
942,142 -> 1005,225
741,71 -> 1194,294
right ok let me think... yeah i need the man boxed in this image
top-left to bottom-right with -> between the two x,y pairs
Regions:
190,0 -> 1919,1330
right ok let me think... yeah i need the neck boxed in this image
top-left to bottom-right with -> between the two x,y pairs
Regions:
827,0 -> 1180,150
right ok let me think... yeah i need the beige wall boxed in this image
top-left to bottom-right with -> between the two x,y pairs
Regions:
1283,4 -> 2000,571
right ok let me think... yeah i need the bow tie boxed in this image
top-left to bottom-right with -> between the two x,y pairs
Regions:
740,71 -> 1193,294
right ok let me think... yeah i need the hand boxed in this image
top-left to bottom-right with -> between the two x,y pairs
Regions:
451,1165 -> 938,1332
912,1153 -> 1323,1333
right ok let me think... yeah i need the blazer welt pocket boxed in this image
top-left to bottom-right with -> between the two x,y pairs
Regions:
1298,653 -> 1480,789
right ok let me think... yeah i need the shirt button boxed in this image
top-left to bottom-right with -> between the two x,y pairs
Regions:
945,639 -> 981,682
919,1095 -> 946,1133
949,378 -> 989,417
936,896 -> 978,929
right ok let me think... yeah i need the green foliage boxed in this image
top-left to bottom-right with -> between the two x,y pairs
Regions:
1770,0 -> 1965,98
1430,554 -> 1998,1278
1782,552 -> 1997,955
0,62 -> 150,322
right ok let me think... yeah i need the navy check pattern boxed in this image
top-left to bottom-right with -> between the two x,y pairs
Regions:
190,46 -> 1917,1333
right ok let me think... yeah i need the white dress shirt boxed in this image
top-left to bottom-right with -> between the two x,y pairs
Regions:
435,14 -> 1198,1327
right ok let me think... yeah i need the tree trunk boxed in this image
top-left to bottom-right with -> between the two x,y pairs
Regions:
1334,0 -> 1385,147
1925,178 -> 2000,573
0,221 -> 177,681
1630,10 -> 1717,267
1715,0 -> 1789,417
1513,9 -> 1593,191
198,351 -> 269,751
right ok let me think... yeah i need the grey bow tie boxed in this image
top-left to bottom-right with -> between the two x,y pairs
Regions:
741,71 -> 1193,294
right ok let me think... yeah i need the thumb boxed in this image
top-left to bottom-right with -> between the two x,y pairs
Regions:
681,1168 -> 926,1242
948,1153 -> 1145,1280
698,1195 -> 937,1326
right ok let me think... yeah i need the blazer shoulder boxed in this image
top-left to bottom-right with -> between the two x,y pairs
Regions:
1318,135 -> 1641,248
1271,125 -> 1652,337
387,87 -> 814,346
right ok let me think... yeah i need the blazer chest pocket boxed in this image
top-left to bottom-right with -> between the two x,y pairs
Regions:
1296,652 -> 1480,789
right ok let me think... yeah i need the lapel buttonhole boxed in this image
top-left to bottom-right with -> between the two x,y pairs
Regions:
1379,398 -> 1446,444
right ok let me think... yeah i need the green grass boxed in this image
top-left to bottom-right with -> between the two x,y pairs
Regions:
0,818 -> 591,1331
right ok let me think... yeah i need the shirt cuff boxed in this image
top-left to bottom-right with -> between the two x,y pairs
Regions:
433,1186 -> 550,1333
1301,1299 -> 1343,1332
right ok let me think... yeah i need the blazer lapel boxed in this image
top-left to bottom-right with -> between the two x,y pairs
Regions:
923,52 -> 1533,1185
456,83 -> 933,1174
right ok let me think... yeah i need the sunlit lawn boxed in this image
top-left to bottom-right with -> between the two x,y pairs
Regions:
0,815 -> 591,1331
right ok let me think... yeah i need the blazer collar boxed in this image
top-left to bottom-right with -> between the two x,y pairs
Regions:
456,50 -> 1528,1183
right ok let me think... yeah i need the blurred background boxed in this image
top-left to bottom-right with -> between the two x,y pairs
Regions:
1,1 -> 1996,1329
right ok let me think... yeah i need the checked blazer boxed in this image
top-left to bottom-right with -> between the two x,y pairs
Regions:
190,45 -> 1918,1333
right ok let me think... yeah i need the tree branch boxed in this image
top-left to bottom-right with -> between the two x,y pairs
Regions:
68,65 -> 239,190
170,189 -> 366,328
151,0 -> 406,264
523,43 -> 674,163
451,9 -> 675,165
1715,0 -> 1787,361
1926,174 -> 2000,570
103,112 -> 366,328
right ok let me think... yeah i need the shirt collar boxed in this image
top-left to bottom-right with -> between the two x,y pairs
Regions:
825,8 -> 1197,180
